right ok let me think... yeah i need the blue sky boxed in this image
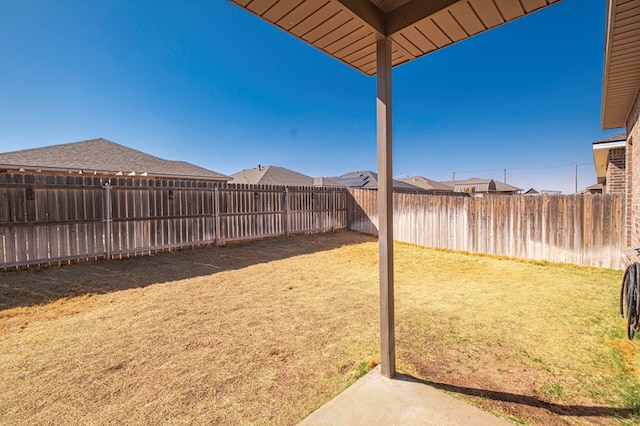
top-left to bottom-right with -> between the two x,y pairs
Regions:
0,0 -> 619,193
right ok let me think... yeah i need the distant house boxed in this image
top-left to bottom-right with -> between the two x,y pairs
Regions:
328,170 -> 427,193
581,184 -> 603,194
592,131 -> 626,194
453,179 -> 496,194
396,176 -> 455,195
440,178 -> 522,195
492,181 -> 522,195
528,189 -> 564,195
231,165 -> 315,187
312,177 -> 344,187
0,138 -> 230,182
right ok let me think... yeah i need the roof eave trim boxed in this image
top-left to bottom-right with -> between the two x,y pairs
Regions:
601,0 -> 616,129
601,0 -> 640,130
592,140 -> 627,150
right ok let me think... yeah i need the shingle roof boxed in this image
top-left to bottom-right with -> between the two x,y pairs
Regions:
397,176 -> 454,192
231,165 -> 314,187
328,171 -> 376,189
313,177 -> 345,187
441,177 -> 522,193
593,131 -> 626,145
328,171 -> 424,191
0,138 -> 230,181
453,179 -> 496,193
493,180 -> 522,193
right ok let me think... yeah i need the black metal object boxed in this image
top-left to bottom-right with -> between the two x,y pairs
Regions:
621,262 -> 640,339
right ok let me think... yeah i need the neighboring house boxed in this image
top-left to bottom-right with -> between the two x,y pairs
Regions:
396,176 -> 455,195
592,131 -> 626,193
600,1 -> 640,259
231,165 -> 344,187
516,188 -> 562,196
581,184 -> 604,195
441,178 -> 522,195
0,138 -> 231,182
231,165 -> 315,187
453,178 -> 496,194
492,180 -> 523,195
328,171 -> 427,193
312,177 -> 344,187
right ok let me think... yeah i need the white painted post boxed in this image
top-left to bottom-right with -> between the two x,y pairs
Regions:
377,38 -> 395,378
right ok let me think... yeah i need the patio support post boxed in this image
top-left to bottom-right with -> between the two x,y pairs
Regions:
376,37 -> 395,378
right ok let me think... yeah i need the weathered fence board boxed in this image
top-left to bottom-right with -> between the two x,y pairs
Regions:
347,189 -> 626,270
0,173 -> 348,268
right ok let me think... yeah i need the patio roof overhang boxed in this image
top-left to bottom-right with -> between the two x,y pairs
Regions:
602,0 -> 640,130
230,0 -> 561,76
229,0 -> 561,379
592,139 -> 626,181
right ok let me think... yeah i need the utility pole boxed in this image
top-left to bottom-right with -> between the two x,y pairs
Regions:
452,171 -> 456,181
503,168 -> 507,184
574,164 -> 578,194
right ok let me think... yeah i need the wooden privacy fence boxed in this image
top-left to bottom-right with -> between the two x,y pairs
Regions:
0,173 -> 347,268
1,173 -> 625,269
348,188 -> 626,270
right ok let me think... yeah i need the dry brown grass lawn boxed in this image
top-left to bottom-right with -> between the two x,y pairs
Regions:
0,230 -> 638,425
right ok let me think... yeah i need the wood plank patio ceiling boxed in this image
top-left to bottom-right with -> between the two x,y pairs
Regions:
230,0 -> 561,76
602,0 -> 640,130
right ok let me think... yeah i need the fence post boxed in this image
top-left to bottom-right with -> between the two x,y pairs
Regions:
284,187 -> 289,235
214,186 -> 220,246
331,188 -> 336,232
103,182 -> 112,261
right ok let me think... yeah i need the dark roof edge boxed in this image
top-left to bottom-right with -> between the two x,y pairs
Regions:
593,131 -> 627,145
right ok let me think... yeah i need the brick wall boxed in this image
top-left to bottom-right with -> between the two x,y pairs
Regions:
606,147 -> 626,193
627,91 -> 640,251
627,140 -> 634,246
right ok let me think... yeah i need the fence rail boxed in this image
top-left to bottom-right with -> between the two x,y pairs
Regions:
0,173 -> 348,268
348,189 -> 626,270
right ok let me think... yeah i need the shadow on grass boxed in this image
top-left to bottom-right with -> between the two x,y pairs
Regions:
0,230 -> 375,312
395,374 -> 639,420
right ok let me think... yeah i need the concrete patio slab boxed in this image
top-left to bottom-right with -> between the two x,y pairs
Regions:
299,366 -> 511,426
